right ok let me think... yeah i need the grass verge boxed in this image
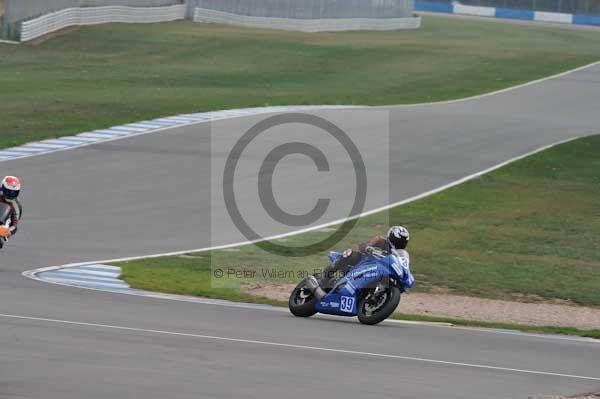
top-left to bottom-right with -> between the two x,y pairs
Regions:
118,134 -> 600,336
1,17 -> 600,148
119,252 -> 600,339
120,135 -> 600,306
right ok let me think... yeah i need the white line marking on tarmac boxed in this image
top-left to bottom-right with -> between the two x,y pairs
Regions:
23,144 -> 70,151
25,136 -> 579,267
39,278 -> 129,289
4,146 -> 48,153
91,129 -> 131,137
81,264 -> 121,271
56,136 -> 98,143
14,61 -> 600,343
78,132 -> 119,139
35,139 -> 78,148
125,123 -> 163,129
0,312 -> 598,381
27,264 -> 600,344
112,126 -> 148,132
377,60 -> 600,108
1,60 -> 598,167
43,272 -> 126,284
24,137 -> 600,344
59,269 -> 119,278
0,150 -> 31,156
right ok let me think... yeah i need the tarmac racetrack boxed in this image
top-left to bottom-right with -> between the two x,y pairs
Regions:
0,63 -> 599,399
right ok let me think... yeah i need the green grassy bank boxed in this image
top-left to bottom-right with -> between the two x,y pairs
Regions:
1,17 -> 600,148
118,134 -> 600,337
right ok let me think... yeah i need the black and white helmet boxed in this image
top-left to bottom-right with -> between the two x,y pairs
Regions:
387,225 -> 409,250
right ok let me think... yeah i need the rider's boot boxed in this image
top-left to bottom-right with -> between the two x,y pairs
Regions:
318,264 -> 337,289
305,275 -> 327,300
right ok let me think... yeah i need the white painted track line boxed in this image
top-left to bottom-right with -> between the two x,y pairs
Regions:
27,264 -> 600,344
60,268 -> 119,278
15,61 -> 600,347
81,264 -> 121,271
0,312 -> 598,381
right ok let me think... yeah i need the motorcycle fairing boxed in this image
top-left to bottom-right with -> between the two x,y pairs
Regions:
315,253 -> 405,316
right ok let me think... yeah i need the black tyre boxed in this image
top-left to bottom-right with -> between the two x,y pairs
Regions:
357,286 -> 401,325
288,279 -> 318,317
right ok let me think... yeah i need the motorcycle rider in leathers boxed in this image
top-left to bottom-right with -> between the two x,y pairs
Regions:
0,176 -> 23,249
320,225 -> 413,288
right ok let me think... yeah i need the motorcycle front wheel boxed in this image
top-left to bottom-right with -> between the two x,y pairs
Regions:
357,286 -> 401,325
288,278 -> 318,317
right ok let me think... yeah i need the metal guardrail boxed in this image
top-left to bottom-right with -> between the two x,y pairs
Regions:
415,0 -> 600,24
193,7 -> 421,31
20,4 -> 186,41
3,0 -> 183,24
423,0 -> 600,15
190,0 -> 414,19
465,0 -> 600,15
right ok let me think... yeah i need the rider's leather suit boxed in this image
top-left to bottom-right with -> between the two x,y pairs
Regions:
321,236 -> 411,287
0,195 -> 22,236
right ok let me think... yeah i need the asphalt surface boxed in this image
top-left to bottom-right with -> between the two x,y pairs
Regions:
1,62 -> 599,398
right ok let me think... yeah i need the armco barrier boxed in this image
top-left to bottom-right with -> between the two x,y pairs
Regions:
414,0 -> 600,26
453,2 -> 495,16
190,0 -> 414,19
573,13 -> 600,25
20,4 -> 186,41
495,7 -> 535,20
193,7 -> 421,31
413,1 -> 453,13
3,0 -> 182,24
534,11 -> 573,23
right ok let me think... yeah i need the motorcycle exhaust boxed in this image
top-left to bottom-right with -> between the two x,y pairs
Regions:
305,275 -> 327,300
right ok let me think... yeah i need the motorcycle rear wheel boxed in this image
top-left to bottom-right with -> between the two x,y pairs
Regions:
288,279 -> 318,317
357,286 -> 401,325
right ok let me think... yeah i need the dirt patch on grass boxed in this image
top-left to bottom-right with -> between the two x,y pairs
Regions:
242,283 -> 600,329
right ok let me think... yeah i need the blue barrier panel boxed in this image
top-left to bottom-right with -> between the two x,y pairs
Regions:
414,1 -> 453,13
495,7 -> 534,20
573,14 -> 600,25
415,1 -> 600,28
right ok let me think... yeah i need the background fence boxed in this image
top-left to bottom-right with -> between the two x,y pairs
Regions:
3,0 -> 183,24
193,7 -> 420,31
4,0 -> 600,42
190,0 -> 414,19
20,4 -> 185,41
0,0 -> 4,37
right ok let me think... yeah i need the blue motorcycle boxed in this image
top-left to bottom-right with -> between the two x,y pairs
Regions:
288,249 -> 415,325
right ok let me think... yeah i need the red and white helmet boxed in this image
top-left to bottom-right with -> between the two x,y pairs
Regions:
1,176 -> 21,201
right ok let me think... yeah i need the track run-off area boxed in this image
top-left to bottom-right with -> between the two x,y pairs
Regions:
1,61 -> 599,399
